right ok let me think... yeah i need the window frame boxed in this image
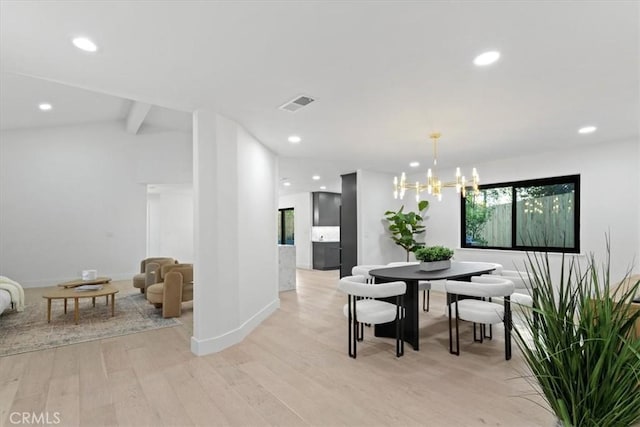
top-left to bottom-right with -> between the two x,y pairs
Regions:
278,207 -> 295,245
460,174 -> 580,253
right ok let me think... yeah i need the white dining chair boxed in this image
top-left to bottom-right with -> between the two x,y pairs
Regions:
338,275 -> 406,358
482,273 -> 532,297
489,263 -> 504,275
445,276 -> 515,360
351,265 -> 386,283
387,261 -> 431,312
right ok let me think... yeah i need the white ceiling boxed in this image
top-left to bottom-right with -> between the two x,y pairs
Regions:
0,73 -> 192,133
0,73 -> 130,130
1,1 -> 638,196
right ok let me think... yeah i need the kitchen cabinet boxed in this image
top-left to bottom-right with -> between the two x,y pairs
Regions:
312,242 -> 340,270
313,192 -> 341,226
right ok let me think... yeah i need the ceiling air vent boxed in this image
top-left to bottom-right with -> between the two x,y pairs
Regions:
279,95 -> 316,112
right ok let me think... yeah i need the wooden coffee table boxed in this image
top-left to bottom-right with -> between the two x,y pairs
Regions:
57,276 -> 112,288
43,284 -> 119,324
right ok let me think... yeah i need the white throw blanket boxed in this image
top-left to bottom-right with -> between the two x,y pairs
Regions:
0,276 -> 25,312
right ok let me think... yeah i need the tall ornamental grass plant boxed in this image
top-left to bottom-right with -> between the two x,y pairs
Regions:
513,241 -> 640,426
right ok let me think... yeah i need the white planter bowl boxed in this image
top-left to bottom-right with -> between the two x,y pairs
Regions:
419,259 -> 451,272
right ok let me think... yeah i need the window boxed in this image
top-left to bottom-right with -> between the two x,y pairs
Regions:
278,208 -> 295,245
461,175 -> 580,253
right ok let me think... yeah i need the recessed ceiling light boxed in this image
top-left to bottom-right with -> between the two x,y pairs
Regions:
409,161 -> 420,168
312,175 -> 320,180
72,37 -> 98,52
474,51 -> 500,66
578,126 -> 597,134
38,103 -> 52,111
288,135 -> 301,143
320,186 -> 327,190
283,182 -> 291,187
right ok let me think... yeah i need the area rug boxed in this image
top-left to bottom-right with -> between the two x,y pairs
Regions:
0,291 -> 180,357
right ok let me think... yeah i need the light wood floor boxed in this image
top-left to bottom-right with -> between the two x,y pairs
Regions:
0,269 -> 553,426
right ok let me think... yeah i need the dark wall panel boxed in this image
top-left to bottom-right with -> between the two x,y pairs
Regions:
340,173 -> 357,278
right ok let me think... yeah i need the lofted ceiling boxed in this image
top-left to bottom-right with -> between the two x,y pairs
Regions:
0,1 -> 637,196
0,73 -> 192,133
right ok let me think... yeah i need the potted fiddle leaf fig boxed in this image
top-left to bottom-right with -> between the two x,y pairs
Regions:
384,200 -> 429,262
513,239 -> 640,427
414,245 -> 454,271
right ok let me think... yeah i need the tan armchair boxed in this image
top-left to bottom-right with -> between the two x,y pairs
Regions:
146,264 -> 193,318
133,257 -> 177,293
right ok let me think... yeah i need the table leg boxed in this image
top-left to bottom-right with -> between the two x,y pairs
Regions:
111,294 -> 115,317
74,297 -> 79,324
64,298 -> 67,314
92,297 -> 96,307
47,299 -> 51,323
376,279 -> 420,351
106,295 -> 109,305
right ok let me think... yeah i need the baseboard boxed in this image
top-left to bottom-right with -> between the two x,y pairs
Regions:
190,298 -> 280,356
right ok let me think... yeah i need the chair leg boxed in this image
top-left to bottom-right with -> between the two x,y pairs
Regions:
448,297 -> 460,356
395,316 -> 401,357
448,301 -> 453,354
422,290 -> 430,312
348,317 -> 353,357
352,318 -> 358,358
399,313 -> 404,356
505,297 -> 512,360
473,323 -> 484,343
395,295 -> 404,357
454,303 -> 460,356
348,296 -> 356,358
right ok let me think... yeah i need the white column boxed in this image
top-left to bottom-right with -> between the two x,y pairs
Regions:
191,110 -> 279,355
192,110 -> 239,353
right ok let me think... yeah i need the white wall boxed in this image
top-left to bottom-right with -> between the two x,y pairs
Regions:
237,125 -> 278,322
357,169 -> 422,264
192,111 -> 278,356
134,126 -> 192,184
147,184 -> 194,263
0,121 -> 192,287
401,138 -> 640,282
278,192 -> 312,269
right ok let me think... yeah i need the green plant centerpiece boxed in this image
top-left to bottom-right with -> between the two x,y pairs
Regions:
513,240 -> 640,427
384,200 -> 429,262
414,245 -> 454,271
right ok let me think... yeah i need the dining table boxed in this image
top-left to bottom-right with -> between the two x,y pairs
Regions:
369,261 -> 496,351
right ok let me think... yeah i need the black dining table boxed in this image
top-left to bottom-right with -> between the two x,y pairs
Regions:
369,261 -> 496,351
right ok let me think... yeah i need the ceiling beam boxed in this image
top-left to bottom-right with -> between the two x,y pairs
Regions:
125,101 -> 152,134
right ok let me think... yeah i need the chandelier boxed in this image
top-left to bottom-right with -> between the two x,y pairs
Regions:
393,132 -> 479,201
